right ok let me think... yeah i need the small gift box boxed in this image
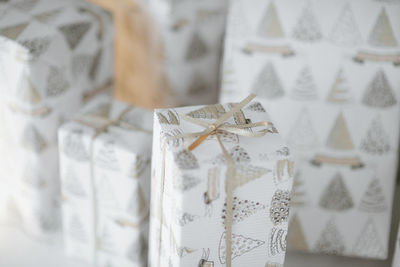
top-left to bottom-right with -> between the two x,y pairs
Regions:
148,95 -> 294,266
58,95 -> 153,267
0,0 -> 113,238
220,0 -> 400,260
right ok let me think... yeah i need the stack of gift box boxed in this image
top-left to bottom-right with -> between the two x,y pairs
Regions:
0,0 -> 399,266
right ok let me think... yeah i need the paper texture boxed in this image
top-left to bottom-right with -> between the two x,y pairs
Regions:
58,95 -> 153,267
0,0 -> 113,239
220,0 -> 400,260
148,99 -> 294,266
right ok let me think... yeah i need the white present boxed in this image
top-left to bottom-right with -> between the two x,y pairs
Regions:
0,0 -> 113,238
58,95 -> 153,267
148,95 -> 294,267
220,0 -> 400,260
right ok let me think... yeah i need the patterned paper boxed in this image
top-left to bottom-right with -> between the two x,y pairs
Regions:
394,224 -> 400,267
0,0 -> 113,239
220,0 -> 400,260
148,99 -> 294,266
58,95 -> 153,267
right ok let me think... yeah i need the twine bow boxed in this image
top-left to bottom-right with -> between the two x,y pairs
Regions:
161,94 -> 273,267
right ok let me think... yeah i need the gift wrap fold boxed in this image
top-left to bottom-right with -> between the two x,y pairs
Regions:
58,95 -> 153,267
220,0 -> 400,260
148,95 -> 294,267
0,0 -> 113,238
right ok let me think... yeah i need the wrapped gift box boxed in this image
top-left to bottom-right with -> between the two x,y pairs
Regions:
148,96 -> 294,266
58,95 -> 153,267
0,0 -> 113,238
220,0 -> 400,260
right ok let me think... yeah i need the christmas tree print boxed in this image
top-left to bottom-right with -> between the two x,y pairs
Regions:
287,213 -> 309,251
63,167 -> 86,197
218,232 -> 265,264
163,129 -> 184,148
16,74 -> 42,104
268,227 -> 287,256
97,175 -> 119,210
21,124 -> 47,153
251,62 -> 285,99
221,196 -> 265,225
368,7 -> 398,47
157,110 -> 180,125
352,218 -> 385,258
245,102 -> 266,113
257,2 -> 285,39
46,66 -> 69,97
95,141 -> 119,170
229,145 -> 251,164
63,129 -> 89,161
319,173 -> 354,211
59,22 -> 92,50
185,31 -> 208,61
287,108 -> 319,150
292,2 -> 322,42
186,104 -> 226,119
326,112 -> 354,150
89,48 -> 102,81
19,37 -> 51,59
270,190 -> 291,225
359,178 -> 387,213
127,185 -> 147,218
72,54 -> 92,80
68,214 -> 87,243
233,164 -> 270,190
290,170 -> 307,207
174,150 -> 199,170
126,234 -> 147,263
291,66 -> 318,100
0,23 -> 28,40
362,69 -> 397,108
326,68 -> 353,103
99,225 -> 116,254
329,3 -> 362,46
314,218 -> 345,255
173,171 -> 201,192
360,116 -> 391,155
12,0 -> 39,12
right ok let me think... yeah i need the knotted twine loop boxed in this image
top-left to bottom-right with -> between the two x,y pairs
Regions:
160,94 -> 272,267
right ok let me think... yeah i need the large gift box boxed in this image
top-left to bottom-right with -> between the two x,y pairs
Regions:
220,0 -> 400,259
58,95 -> 153,267
148,95 -> 294,266
0,0 -> 113,238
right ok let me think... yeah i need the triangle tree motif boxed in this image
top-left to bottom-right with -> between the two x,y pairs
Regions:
326,68 -> 353,103
16,74 -> 42,104
186,104 -> 226,119
287,213 -> 309,251
268,227 -> 287,256
46,66 -> 70,97
270,190 -> 291,225
59,22 -> 92,50
19,37 -> 51,60
319,172 -> 354,211
21,124 -> 47,153
362,69 -> 397,108
0,23 -> 28,40
218,232 -> 265,264
221,196 -> 266,225
173,172 -> 201,192
314,218 -> 345,255
95,141 -> 119,170
126,234 -> 147,263
157,109 -> 180,125
257,2 -> 285,39
292,2 -> 322,42
68,214 -> 87,243
63,167 -> 86,198
251,62 -> 285,99
290,170 -> 307,207
62,129 -> 90,161
185,31 -> 208,61
352,218 -> 385,258
326,112 -> 354,150
368,7 -> 398,47
127,185 -> 147,218
360,116 -> 391,155
291,66 -> 318,100
174,150 -> 199,170
97,175 -> 119,210
233,164 -> 270,190
359,178 -> 387,213
287,108 -> 319,150
329,3 -> 362,46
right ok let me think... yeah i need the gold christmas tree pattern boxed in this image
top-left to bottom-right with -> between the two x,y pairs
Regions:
257,2 -> 285,39
287,213 -> 309,251
329,3 -> 362,46
270,190 -> 291,225
292,2 -> 322,42
186,104 -> 226,119
19,37 -> 51,59
268,227 -> 287,256
368,7 -> 398,47
221,196 -> 266,225
362,69 -> 397,108
21,124 -> 47,153
290,170 -> 307,207
352,218 -> 385,258
359,178 -> 387,213
58,22 -> 92,50
251,62 -> 285,99
185,32 -> 208,61
291,66 -> 318,101
287,108 -> 319,150
0,22 -> 28,40
360,116 -> 391,155
62,129 -> 90,161
157,109 -> 180,125
233,164 -> 271,190
63,166 -> 86,198
174,150 -> 199,170
218,232 -> 265,263
314,218 -> 345,255
95,140 -> 120,170
326,68 -> 354,104
319,173 -> 354,211
162,129 -> 184,148
326,112 -> 354,150
46,66 -> 70,97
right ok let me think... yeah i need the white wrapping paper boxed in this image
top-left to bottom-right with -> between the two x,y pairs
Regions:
148,98 -> 294,266
58,95 -> 153,267
220,0 -> 400,260
0,0 -> 113,239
